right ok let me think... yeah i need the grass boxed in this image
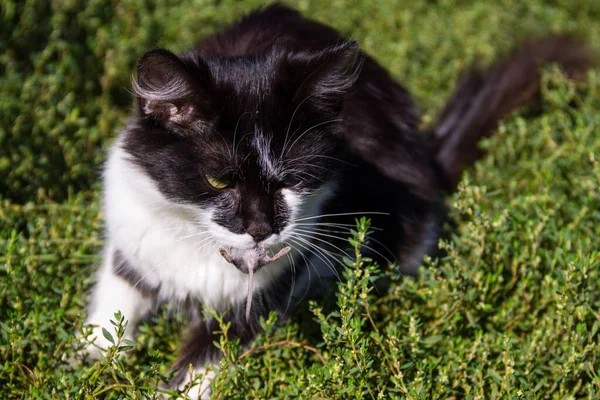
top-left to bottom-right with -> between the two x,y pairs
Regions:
1,0 -> 600,398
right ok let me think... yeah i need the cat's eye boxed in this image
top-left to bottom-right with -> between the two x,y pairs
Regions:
205,175 -> 230,189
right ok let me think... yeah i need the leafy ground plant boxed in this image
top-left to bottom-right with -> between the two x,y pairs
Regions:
1,0 -> 600,398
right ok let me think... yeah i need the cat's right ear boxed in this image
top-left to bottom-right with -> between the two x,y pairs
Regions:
133,49 -> 210,124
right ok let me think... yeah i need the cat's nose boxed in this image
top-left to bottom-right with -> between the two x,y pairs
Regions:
246,222 -> 273,243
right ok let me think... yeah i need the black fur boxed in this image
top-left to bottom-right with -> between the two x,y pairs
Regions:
426,35 -> 593,190
118,4 -> 592,386
170,268 -> 296,386
112,250 -> 159,298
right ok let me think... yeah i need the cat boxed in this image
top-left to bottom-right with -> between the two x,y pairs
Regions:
81,4 -> 592,398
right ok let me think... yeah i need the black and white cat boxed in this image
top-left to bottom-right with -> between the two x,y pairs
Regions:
82,4 -> 591,398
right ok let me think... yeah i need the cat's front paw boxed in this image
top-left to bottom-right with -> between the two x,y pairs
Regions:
81,324 -> 118,358
161,366 -> 216,400
66,323 -> 133,368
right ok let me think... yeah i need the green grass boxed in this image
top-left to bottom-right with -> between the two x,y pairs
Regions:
2,0 -> 600,398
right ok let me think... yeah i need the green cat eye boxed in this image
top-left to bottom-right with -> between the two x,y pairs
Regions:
205,175 -> 230,189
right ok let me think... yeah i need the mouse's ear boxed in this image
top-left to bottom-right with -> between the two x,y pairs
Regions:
133,49 -> 211,124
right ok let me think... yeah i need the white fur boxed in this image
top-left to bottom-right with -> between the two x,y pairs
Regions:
100,142 -> 286,311
84,245 -> 154,357
83,140 -> 315,359
171,366 -> 217,400
252,132 -> 277,176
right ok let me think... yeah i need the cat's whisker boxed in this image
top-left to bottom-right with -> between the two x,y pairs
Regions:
284,122 -> 320,158
297,226 -> 353,235
287,238 -> 325,287
295,170 -> 325,183
205,126 -> 233,160
171,230 -> 213,244
292,222 -> 383,233
284,163 -> 337,174
294,242 -> 322,284
131,263 -> 162,294
232,111 -> 253,161
295,241 -> 343,284
283,118 -> 343,158
284,241 -> 319,306
296,225 -> 394,258
191,236 -> 217,250
284,154 -> 355,166
289,236 -> 342,282
293,222 -> 375,229
233,131 -> 255,165
283,249 -> 296,316
293,211 -> 389,222
193,235 -> 221,255
292,231 -> 353,262
280,93 -> 317,161
284,242 -> 316,308
241,151 -> 252,165
294,228 -> 395,263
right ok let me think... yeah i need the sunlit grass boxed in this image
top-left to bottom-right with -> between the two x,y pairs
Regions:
1,0 -> 599,398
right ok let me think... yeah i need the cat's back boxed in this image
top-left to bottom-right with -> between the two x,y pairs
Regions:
192,4 -> 345,57
190,4 -> 419,138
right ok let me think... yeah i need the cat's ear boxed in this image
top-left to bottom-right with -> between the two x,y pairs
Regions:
133,49 -> 210,124
286,41 -> 363,111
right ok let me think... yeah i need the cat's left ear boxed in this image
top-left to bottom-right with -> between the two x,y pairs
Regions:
286,41 -> 364,112
133,49 -> 211,124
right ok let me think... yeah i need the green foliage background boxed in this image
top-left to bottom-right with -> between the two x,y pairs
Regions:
1,0 -> 599,398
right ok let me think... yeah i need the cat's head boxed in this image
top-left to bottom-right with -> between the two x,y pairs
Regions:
121,41 -> 362,270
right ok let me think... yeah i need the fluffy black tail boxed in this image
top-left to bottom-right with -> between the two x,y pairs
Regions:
427,35 -> 594,191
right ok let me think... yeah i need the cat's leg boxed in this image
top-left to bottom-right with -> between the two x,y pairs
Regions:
81,246 -> 157,359
168,304 -> 273,399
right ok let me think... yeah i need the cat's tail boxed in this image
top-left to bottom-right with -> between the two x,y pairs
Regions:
427,35 -> 594,191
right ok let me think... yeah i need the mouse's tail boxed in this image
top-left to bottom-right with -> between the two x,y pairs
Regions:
427,35 -> 594,191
